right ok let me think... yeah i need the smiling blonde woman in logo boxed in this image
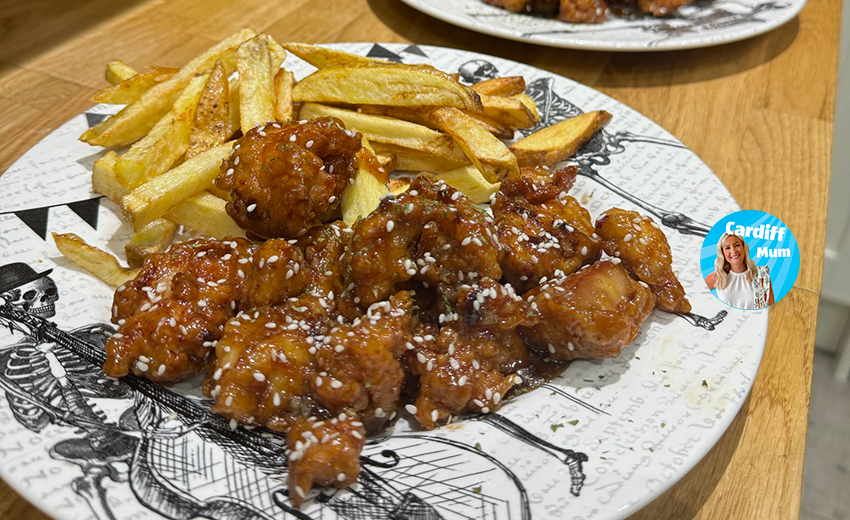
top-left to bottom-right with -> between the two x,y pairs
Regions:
704,233 -> 774,309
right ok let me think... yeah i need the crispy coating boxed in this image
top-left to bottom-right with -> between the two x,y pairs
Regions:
409,280 -> 537,429
106,238 -> 309,381
557,0 -> 607,23
494,176 -> 601,293
210,296 -> 331,431
521,260 -> 656,360
312,292 -> 414,433
300,220 -> 352,308
483,0 -> 531,11
499,165 -> 577,204
343,177 -> 502,309
216,117 -> 361,239
595,208 -> 691,313
286,415 -> 366,507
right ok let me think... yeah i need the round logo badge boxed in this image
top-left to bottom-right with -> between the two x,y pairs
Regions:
700,210 -> 799,310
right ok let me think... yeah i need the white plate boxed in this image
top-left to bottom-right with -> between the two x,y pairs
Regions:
400,0 -> 806,51
0,43 -> 766,520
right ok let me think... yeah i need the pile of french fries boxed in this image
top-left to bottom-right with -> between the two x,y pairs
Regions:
55,29 -> 612,287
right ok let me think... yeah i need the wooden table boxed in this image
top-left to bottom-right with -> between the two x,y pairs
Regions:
0,0 -> 837,518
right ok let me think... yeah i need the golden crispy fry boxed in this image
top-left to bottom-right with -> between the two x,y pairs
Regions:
514,93 -> 539,121
510,110 -> 612,167
125,219 -> 178,268
478,94 -> 537,129
426,107 -> 519,182
92,66 -> 178,105
274,68 -> 296,122
227,79 -> 241,137
166,191 -> 246,239
341,138 -> 389,225
187,60 -> 229,159
91,150 -> 241,237
52,233 -> 139,288
121,142 -> 232,229
114,71 -> 209,188
434,164 -> 501,203
375,154 -> 395,173
462,111 -> 515,140
238,35 -> 276,131
293,63 -> 483,112
299,103 -> 467,164
371,142 -> 470,172
81,28 -> 256,147
91,151 -> 125,201
388,177 -> 411,195
282,42 -> 383,68
470,76 -> 526,97
264,34 -> 288,69
105,60 -> 137,84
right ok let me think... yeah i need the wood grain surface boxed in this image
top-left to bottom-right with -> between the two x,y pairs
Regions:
0,0 -> 839,518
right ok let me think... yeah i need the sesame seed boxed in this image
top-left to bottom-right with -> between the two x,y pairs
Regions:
386,220 -> 395,232
267,255 -> 279,264
330,380 -> 343,388
315,376 -> 323,387
458,375 -> 468,386
405,404 -> 418,415
157,364 -> 166,376
431,409 -> 439,422
247,203 -> 257,212
624,233 -> 633,242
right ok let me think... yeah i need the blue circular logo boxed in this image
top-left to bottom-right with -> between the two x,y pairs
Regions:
700,210 -> 799,309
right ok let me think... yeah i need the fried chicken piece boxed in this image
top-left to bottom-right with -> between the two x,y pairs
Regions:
499,165 -> 576,204
286,414 -> 366,507
106,238 -> 253,380
343,177 -> 502,309
521,260 -> 656,360
493,172 -> 600,293
557,0 -> 607,23
595,208 -> 691,313
636,0 -> 692,16
216,117 -> 362,239
409,280 -> 537,429
106,238 -> 310,381
311,292 -> 414,433
483,0 -> 531,12
211,295 -> 331,431
300,221 -> 352,313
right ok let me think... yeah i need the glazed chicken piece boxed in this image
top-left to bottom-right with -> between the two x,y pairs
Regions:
106,238 -> 310,381
499,164 -> 577,204
342,177 -> 502,309
557,0 -> 608,23
483,0 -> 531,11
216,117 -> 362,239
211,295 -> 331,432
286,414 -> 366,507
408,279 -> 537,429
521,260 -> 656,360
299,220 -> 352,311
636,0 -> 692,16
493,166 -> 601,293
312,292 -> 415,433
595,208 -> 691,313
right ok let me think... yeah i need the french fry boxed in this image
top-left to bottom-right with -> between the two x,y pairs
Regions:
388,178 -> 411,195
426,107 -> 519,182
274,69 -> 296,122
114,71 -> 209,188
93,149 -> 241,237
371,142 -> 470,172
125,219 -> 178,268
514,93 -> 539,122
510,110 -> 612,167
264,34 -> 288,69
105,60 -> 137,84
187,60 -> 229,159
52,233 -> 139,287
292,62 -> 483,112
341,138 -> 389,225
299,103 -> 468,164
91,151 -> 126,201
166,192 -> 245,239
227,79 -> 241,138
434,164 -> 501,204
237,35 -> 275,131
282,42 -> 383,68
470,76 -> 526,97
478,94 -> 537,129
92,66 -> 178,105
81,28 -> 257,147
121,142 -> 232,229
463,111 -> 515,140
